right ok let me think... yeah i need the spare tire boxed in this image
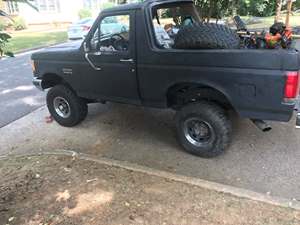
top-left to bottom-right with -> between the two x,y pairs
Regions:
174,23 -> 240,49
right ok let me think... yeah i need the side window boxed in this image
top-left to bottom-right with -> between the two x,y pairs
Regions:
151,3 -> 200,49
90,14 -> 130,52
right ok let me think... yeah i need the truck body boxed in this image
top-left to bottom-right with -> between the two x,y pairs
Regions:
32,0 -> 300,157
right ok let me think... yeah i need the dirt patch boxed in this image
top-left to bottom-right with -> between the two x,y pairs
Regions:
0,155 -> 299,225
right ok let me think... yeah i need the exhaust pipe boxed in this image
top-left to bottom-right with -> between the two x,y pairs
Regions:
251,119 -> 272,132
296,113 -> 300,129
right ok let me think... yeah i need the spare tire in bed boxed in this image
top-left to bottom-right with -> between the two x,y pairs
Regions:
174,23 -> 240,49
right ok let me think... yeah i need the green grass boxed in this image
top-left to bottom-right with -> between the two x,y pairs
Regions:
240,14 -> 300,30
6,31 -> 68,53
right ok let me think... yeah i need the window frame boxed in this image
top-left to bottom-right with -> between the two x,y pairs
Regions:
88,11 -> 133,56
146,0 -> 202,53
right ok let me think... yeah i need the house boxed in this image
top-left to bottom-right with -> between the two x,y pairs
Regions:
1,0 -> 136,25
0,1 -> 6,13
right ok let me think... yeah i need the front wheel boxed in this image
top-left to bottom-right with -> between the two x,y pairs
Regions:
175,102 -> 232,158
47,85 -> 88,127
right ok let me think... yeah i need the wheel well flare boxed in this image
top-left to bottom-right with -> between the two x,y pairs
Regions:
167,83 -> 233,109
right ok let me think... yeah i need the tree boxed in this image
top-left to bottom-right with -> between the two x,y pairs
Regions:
0,0 -> 36,58
285,0 -> 292,26
231,0 -> 239,16
275,0 -> 282,23
0,7 -> 13,57
194,0 -> 231,22
78,8 -> 92,19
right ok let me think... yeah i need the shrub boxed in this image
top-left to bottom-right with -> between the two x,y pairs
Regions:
100,2 -> 115,10
78,8 -> 92,19
13,17 -> 27,31
0,21 -> 5,31
0,32 -> 13,58
0,18 -> 9,31
52,20 -> 60,28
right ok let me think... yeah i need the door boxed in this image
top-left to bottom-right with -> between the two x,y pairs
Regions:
82,11 -> 140,105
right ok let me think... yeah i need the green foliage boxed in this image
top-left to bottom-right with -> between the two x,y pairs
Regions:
13,17 -> 27,31
8,31 -> 67,53
100,2 -> 115,10
0,0 -> 37,58
0,11 -> 11,31
241,0 -> 276,16
78,8 -> 92,19
0,32 -> 14,57
194,0 -> 291,19
0,19 -> 7,31
295,1 -> 300,10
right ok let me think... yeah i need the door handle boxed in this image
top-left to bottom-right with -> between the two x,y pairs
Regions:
120,58 -> 134,63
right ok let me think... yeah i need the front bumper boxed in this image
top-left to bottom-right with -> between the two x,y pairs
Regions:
32,77 -> 44,91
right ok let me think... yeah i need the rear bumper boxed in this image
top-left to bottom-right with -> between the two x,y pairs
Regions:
32,77 -> 44,91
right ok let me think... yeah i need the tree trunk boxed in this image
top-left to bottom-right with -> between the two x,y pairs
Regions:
232,0 -> 238,16
274,0 -> 282,23
285,0 -> 292,27
207,0 -> 213,22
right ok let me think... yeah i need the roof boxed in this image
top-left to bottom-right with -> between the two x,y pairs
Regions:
101,0 -> 193,13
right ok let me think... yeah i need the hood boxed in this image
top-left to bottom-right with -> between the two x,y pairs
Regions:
31,40 -> 83,61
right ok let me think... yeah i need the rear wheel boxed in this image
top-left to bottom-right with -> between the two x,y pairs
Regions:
47,85 -> 88,127
175,102 -> 232,158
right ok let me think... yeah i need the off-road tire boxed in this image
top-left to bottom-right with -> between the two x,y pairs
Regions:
47,85 -> 88,127
175,102 -> 232,158
174,23 -> 240,49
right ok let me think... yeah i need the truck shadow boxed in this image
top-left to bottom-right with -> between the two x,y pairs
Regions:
78,103 -> 300,200
82,103 -> 245,157
81,102 -> 299,160
83,103 -> 180,154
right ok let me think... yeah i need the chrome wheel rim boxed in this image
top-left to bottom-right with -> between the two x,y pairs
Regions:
53,97 -> 71,118
183,118 -> 215,147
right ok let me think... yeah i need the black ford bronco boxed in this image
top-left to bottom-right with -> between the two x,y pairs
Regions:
32,0 -> 300,158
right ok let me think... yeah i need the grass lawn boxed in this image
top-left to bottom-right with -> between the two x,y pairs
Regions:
6,31 -> 68,53
241,13 -> 300,30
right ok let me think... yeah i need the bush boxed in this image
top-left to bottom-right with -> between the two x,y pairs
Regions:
100,2 -> 115,10
52,20 -> 61,28
0,18 -> 9,31
0,32 -> 13,58
78,8 -> 92,19
13,17 -> 27,31
0,20 -> 5,31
